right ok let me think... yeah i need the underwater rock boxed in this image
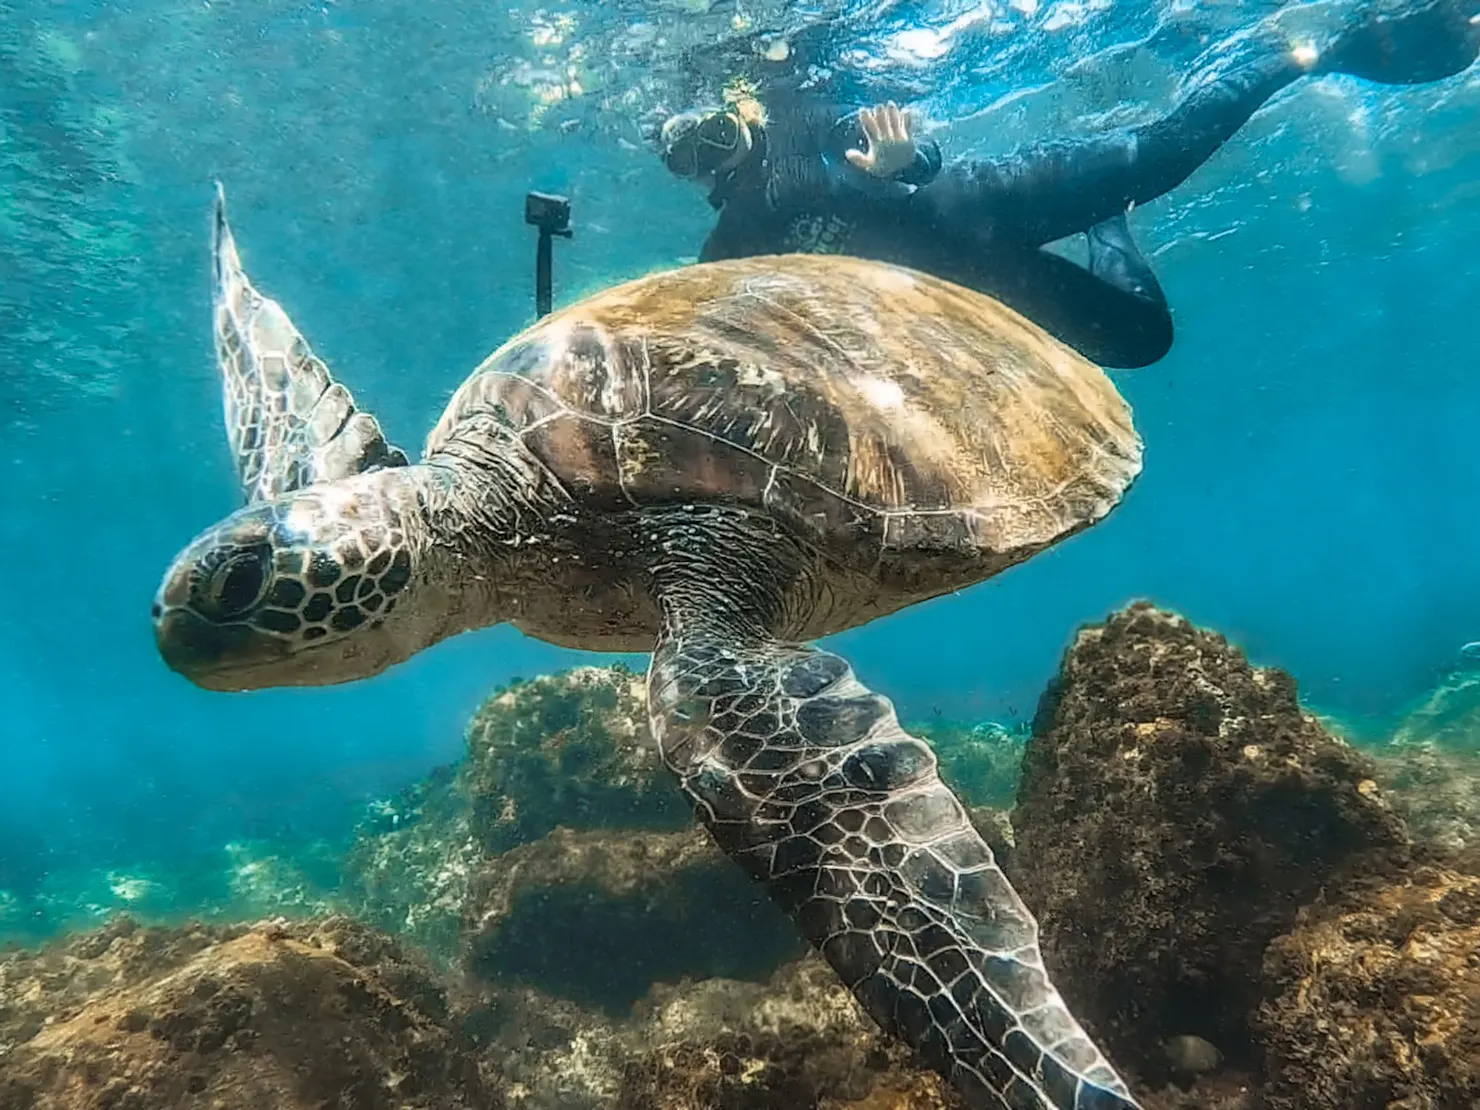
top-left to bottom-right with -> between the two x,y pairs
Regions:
342,763 -> 482,963
1162,1034 -> 1222,1077
0,915 -> 501,1110
465,666 -> 691,853
343,661 -> 1030,1018
1388,664 -> 1480,752
463,825 -> 803,1011
1373,741 -> 1480,855
1138,1083 -> 1256,1110
341,667 -> 692,963
347,663 -> 1018,1000
0,915 -> 217,1065
460,805 -> 1018,1010
467,953 -> 962,1110
613,958 -> 960,1110
914,719 -> 1026,809
1258,866 -> 1480,1110
1013,602 -> 1409,1078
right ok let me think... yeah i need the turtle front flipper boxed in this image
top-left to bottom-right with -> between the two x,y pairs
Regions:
212,183 -> 408,504
646,596 -> 1139,1110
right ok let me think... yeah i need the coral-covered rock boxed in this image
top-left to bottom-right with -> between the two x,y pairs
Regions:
614,960 -> 960,1110
913,720 -> 1026,810
0,916 -> 501,1110
1258,866 -> 1480,1110
463,826 -> 803,1011
342,764 -> 482,962
467,954 -> 963,1110
1013,602 -> 1408,1077
1374,742 -> 1480,855
0,916 -> 221,1064
1389,665 -> 1480,753
466,666 -> 689,852
341,667 -> 692,964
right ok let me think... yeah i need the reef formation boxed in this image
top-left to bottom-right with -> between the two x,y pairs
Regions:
2,603 -> 1478,1109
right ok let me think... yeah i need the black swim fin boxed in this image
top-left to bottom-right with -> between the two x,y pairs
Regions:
1086,210 -> 1167,311
1318,0 -> 1480,85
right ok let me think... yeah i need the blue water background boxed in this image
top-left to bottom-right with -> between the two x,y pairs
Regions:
2,0 -> 1478,877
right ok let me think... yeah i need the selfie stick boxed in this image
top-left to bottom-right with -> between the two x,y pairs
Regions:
524,191 -> 572,319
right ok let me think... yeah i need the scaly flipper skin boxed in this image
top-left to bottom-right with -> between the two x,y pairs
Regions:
646,557 -> 1139,1110
167,190 -> 1143,1107
212,183 -> 408,502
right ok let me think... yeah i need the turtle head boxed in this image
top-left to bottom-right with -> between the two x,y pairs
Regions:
152,470 -> 457,691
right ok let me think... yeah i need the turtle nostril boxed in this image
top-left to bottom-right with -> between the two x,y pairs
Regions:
151,602 -> 163,620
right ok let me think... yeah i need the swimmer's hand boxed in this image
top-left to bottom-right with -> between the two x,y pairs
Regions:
846,101 -> 918,178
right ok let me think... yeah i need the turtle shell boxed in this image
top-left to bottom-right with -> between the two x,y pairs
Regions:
426,254 -> 1140,566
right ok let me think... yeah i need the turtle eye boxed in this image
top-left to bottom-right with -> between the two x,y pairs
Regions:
204,548 -> 270,618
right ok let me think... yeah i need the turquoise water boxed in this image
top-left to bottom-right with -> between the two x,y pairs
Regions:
2,0 -> 1478,912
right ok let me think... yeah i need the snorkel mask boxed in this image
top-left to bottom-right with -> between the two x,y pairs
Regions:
660,108 -> 748,179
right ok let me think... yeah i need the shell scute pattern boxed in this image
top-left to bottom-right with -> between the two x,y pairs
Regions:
427,255 -> 1139,563
765,468 -> 886,550
614,418 -> 775,507
523,414 -> 628,509
641,331 -> 855,493
551,324 -> 648,420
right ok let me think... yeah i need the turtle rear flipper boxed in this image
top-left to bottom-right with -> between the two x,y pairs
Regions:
212,183 -> 408,505
646,563 -> 1140,1110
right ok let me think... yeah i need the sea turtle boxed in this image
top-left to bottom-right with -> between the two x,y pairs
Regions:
153,185 -> 1144,1110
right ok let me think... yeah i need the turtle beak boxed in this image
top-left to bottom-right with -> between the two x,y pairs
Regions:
152,605 -> 287,691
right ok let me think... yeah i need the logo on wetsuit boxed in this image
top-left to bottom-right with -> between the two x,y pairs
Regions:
787,213 -> 854,254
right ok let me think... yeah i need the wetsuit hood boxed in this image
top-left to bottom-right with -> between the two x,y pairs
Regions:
706,124 -> 766,210
659,107 -> 765,205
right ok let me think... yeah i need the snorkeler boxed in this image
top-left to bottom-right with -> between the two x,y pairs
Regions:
658,0 -> 1480,368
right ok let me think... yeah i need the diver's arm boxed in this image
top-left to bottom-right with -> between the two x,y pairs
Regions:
896,136 -> 943,186
762,99 -> 938,213
829,105 -> 942,189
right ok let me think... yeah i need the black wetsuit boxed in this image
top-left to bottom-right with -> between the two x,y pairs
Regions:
697,0 -> 1480,368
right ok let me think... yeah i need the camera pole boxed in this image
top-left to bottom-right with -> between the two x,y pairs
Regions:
524,191 -> 572,320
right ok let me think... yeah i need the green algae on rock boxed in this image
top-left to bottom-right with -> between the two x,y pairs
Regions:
1389,665 -> 1480,753
1372,742 -> 1480,855
1258,866 -> 1480,1110
0,840 -> 344,947
463,825 -> 803,1012
464,954 -> 965,1110
342,764 -> 482,963
0,916 -> 502,1110
341,667 -> 692,964
1013,602 -> 1409,1081
464,667 -> 691,853
912,719 -> 1027,809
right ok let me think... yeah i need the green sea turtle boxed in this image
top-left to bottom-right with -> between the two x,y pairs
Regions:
153,185 -> 1143,1110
